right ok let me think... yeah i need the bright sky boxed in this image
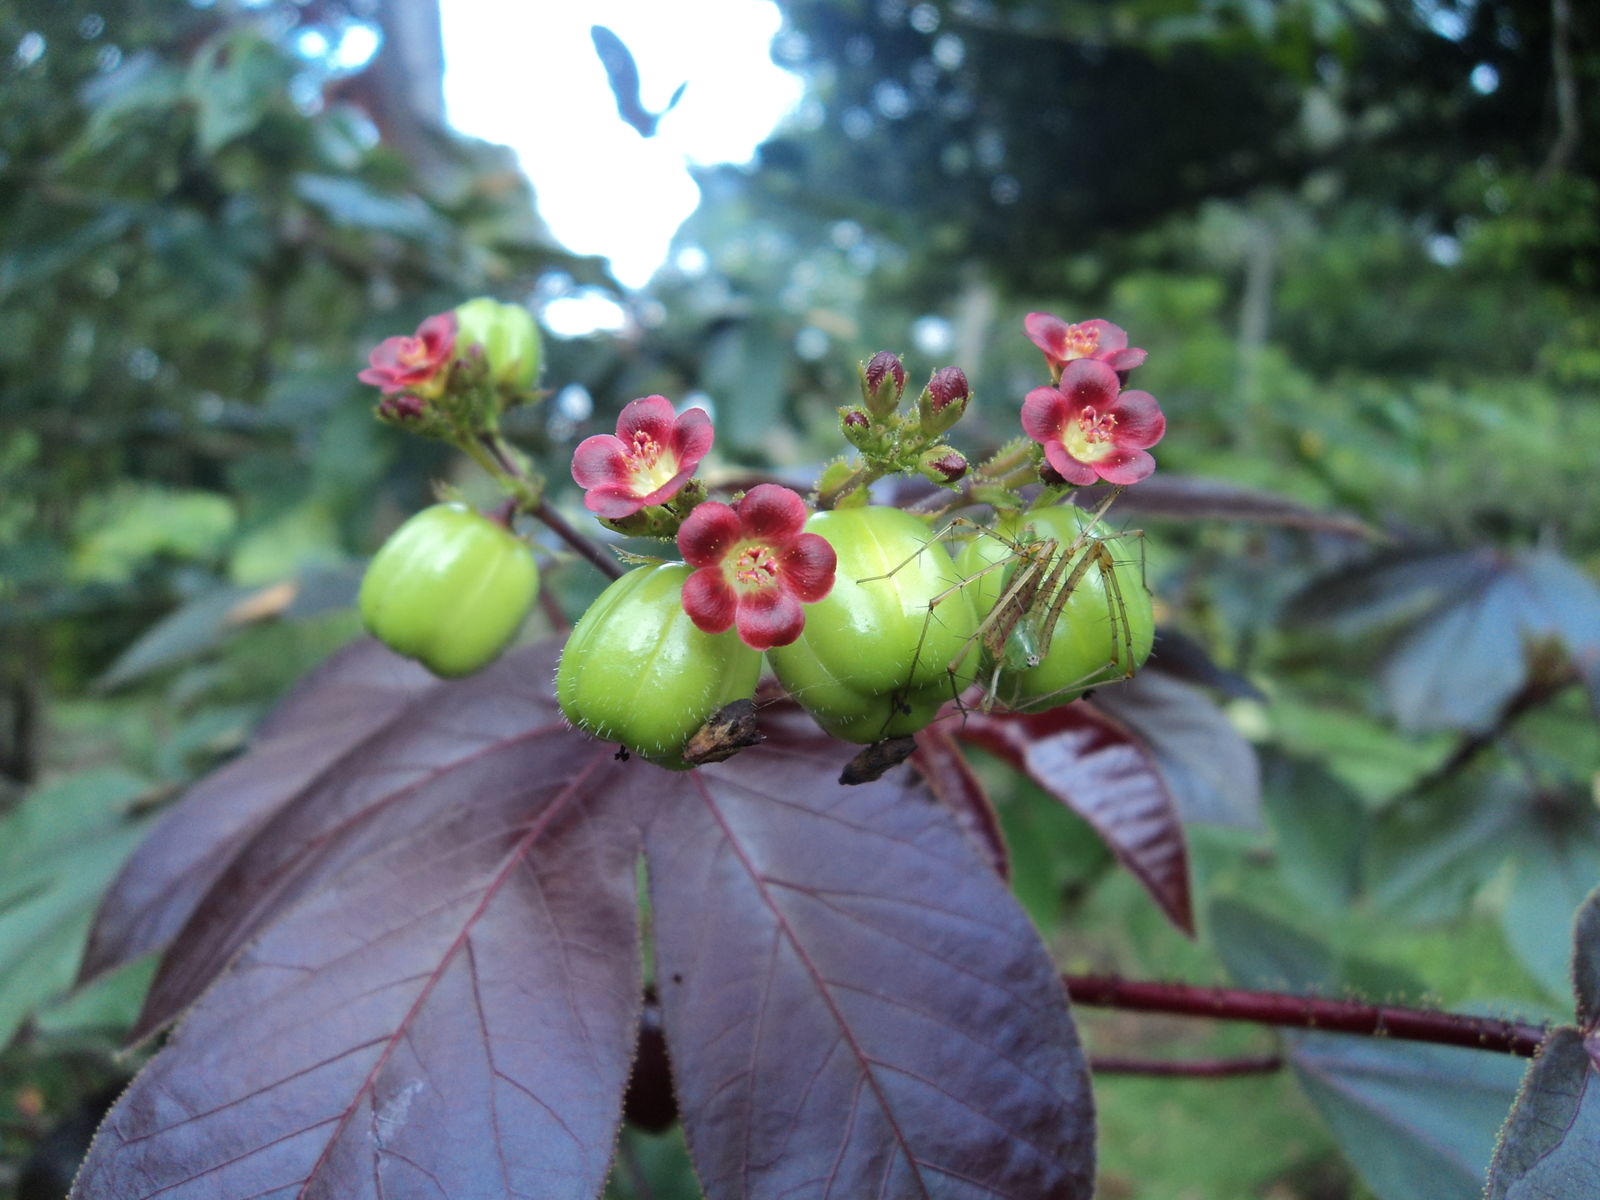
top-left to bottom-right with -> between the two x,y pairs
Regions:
439,0 -> 805,308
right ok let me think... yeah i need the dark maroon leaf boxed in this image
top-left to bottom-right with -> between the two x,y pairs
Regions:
128,643 -> 589,1041
1078,475 -> 1378,538
78,638 -> 440,986
648,703 -> 1095,1199
959,700 -> 1195,935
72,645 -> 644,1200
1281,547 -> 1493,634
912,723 -> 1009,879
1090,671 -> 1262,830
1576,886 -> 1600,1032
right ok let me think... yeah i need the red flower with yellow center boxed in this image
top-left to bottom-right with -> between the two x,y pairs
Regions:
571,395 -> 714,519
1021,358 -> 1166,485
358,312 -> 459,397
677,484 -> 837,650
1024,313 -> 1147,377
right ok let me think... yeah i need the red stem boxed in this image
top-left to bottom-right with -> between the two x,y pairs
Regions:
531,497 -> 624,581
1065,975 -> 1549,1057
1089,1054 -> 1283,1078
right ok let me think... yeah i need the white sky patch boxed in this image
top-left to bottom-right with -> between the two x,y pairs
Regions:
440,0 -> 805,290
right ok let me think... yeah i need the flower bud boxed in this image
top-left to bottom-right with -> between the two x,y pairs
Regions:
453,297 -> 542,396
376,393 -> 427,424
918,446 -> 969,485
840,407 -> 875,450
859,351 -> 906,418
918,366 -> 970,436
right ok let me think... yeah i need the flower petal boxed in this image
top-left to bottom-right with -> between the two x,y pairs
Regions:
734,588 -> 805,650
670,407 -> 715,467
738,484 -> 808,541
677,502 -> 743,568
582,484 -> 650,519
682,569 -> 737,634
416,311 -> 458,355
1093,449 -> 1157,485
1041,443 -> 1101,486
1024,312 -> 1071,361
616,395 -> 677,445
778,532 -> 837,603
1102,347 -> 1147,372
1020,386 -> 1070,444
1056,358 -> 1121,408
571,434 -> 633,490
638,465 -> 698,508
1078,318 -> 1128,353
1109,390 -> 1166,449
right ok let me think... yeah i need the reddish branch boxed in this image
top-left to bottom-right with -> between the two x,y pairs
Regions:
1089,1054 -> 1283,1078
1066,975 -> 1549,1058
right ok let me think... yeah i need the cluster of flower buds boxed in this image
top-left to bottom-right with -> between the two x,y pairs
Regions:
830,351 -> 974,503
360,297 -> 543,436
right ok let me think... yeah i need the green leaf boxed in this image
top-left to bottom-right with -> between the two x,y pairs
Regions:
1263,752 -> 1368,910
186,32 -> 294,153
1210,897 -> 1336,992
71,485 -> 236,585
1485,1028 -> 1600,1199
294,174 -> 448,239
1502,806 -> 1600,1005
0,770 -> 154,1047
1290,1034 -> 1525,1200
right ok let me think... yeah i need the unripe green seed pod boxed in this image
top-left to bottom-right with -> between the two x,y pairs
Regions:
360,503 -> 539,678
768,506 -> 980,743
955,504 -> 1153,712
453,297 -> 542,393
556,564 -> 762,768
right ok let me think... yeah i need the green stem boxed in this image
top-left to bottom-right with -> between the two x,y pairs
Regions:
816,462 -> 886,510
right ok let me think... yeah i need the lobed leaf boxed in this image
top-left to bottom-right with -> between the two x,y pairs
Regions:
73,644 -> 645,1199
958,699 -> 1194,934
79,638 -> 440,987
911,724 -> 1009,878
648,702 -> 1095,1199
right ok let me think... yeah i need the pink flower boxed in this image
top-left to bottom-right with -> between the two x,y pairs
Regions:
1021,358 -> 1166,485
677,484 -> 837,651
1024,313 -> 1147,375
358,312 -> 458,396
571,396 -> 714,519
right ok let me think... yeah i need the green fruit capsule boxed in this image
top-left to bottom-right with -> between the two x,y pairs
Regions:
453,296 -> 542,393
768,505 -> 980,743
359,503 -> 539,678
955,504 -> 1153,712
556,564 -> 762,768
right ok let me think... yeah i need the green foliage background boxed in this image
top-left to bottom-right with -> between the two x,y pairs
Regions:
2,0 -> 1598,1197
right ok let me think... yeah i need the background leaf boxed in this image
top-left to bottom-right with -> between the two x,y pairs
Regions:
648,701 -> 1096,1200
1289,1034 -> 1525,1200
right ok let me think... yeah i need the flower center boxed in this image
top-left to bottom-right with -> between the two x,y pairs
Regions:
1063,405 -> 1118,461
730,542 -> 781,591
398,337 -> 430,367
1061,324 -> 1101,360
626,432 -> 678,490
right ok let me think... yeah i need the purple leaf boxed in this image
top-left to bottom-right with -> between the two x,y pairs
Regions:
79,638 -> 440,986
72,646 -> 644,1199
128,644 -> 585,1042
648,703 -> 1095,1199
1091,670 -> 1262,830
912,724 -> 1009,879
1486,1027 -> 1600,1200
957,701 -> 1195,936
1079,475 -> 1378,538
